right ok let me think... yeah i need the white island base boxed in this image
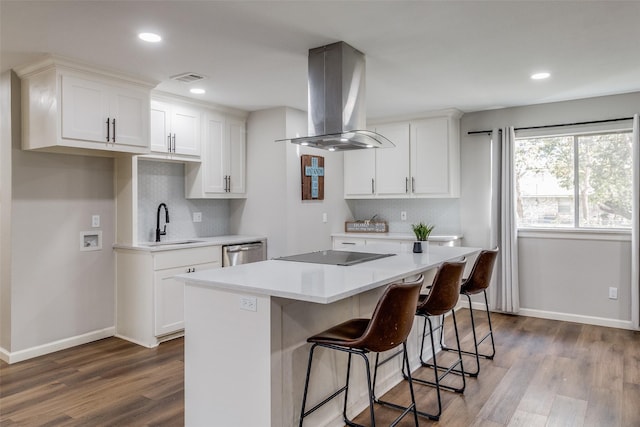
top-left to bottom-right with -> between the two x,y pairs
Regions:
181,246 -> 480,426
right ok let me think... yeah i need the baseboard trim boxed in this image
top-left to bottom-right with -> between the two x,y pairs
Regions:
2,327 -> 115,364
517,308 -> 634,330
454,301 -> 634,330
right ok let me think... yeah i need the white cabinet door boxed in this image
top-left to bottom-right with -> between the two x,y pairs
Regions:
150,100 -> 171,153
375,122 -> 410,196
344,149 -> 376,197
61,75 -> 110,143
411,117 -> 452,196
227,117 -> 246,194
154,262 -> 219,336
111,85 -> 149,148
61,74 -> 149,148
202,112 -> 227,193
171,104 -> 201,156
149,100 -> 201,157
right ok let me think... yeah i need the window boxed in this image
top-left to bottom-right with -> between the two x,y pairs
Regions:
515,130 -> 632,229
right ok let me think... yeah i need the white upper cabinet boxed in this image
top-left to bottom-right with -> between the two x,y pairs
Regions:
16,56 -> 155,156
226,117 -> 246,194
149,98 -> 201,158
411,116 -> 459,197
185,110 -> 247,199
374,122 -> 411,196
344,148 -> 376,196
344,110 -> 461,199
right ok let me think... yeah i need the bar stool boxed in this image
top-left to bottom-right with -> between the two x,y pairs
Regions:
441,248 -> 499,377
379,259 -> 467,421
298,276 -> 424,427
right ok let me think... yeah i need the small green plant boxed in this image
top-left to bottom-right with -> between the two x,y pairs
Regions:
411,222 -> 435,241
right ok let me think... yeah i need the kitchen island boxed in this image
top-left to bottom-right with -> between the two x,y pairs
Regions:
177,245 -> 480,427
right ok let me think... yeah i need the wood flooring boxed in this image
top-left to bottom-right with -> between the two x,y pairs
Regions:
1,310 -> 639,426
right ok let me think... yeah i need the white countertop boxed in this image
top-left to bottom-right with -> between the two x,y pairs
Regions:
332,232 -> 463,242
113,235 -> 266,252
176,245 -> 479,304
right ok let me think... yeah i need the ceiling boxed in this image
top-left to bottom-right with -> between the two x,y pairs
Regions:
2,1 -> 639,120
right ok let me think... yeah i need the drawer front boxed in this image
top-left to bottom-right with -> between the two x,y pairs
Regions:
154,245 -> 221,270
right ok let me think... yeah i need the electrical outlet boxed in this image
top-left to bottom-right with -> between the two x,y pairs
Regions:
322,213 -> 328,223
91,215 -> 100,228
193,212 -> 202,222
239,296 -> 257,311
608,287 -> 618,300
401,211 -> 407,221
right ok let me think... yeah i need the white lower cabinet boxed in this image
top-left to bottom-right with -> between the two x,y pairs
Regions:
115,245 -> 221,347
332,235 -> 461,252
154,261 -> 218,336
333,237 -> 412,252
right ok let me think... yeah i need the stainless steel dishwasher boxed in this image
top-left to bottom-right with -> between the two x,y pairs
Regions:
222,241 -> 266,267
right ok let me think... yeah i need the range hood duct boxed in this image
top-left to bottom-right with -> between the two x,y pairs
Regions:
287,41 -> 394,151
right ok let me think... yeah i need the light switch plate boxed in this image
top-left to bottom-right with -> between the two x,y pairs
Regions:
92,215 -> 100,228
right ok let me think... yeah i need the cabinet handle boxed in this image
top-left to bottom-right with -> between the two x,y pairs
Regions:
227,175 -> 231,192
405,177 -> 409,193
412,177 -> 415,193
172,134 -> 176,152
106,118 -> 110,142
112,118 -> 116,142
371,178 -> 375,194
167,134 -> 172,152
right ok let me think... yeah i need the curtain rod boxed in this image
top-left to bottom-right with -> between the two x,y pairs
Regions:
467,116 -> 634,135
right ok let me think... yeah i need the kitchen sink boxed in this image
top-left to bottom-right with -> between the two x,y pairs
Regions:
142,239 -> 204,247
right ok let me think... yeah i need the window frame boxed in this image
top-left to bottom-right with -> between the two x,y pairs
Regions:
514,121 -> 633,233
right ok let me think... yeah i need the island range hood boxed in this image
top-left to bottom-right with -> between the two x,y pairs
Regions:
285,41 -> 394,151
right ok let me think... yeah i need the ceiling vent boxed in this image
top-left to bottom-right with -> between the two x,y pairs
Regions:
170,72 -> 207,83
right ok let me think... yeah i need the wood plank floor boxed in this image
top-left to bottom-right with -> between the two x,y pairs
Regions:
1,310 -> 639,426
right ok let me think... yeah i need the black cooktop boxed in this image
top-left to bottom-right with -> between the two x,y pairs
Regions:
275,250 -> 395,266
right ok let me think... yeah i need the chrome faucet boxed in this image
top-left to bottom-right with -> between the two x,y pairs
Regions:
155,203 -> 170,242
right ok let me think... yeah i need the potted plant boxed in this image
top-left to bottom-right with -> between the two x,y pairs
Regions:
411,222 -> 435,253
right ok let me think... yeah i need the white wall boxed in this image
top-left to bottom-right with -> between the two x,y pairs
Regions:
5,73 -> 116,357
230,107 -> 352,258
460,91 -> 640,327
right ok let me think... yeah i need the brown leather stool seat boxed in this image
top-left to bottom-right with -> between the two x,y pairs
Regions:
299,276 -> 424,427
441,248 -> 498,376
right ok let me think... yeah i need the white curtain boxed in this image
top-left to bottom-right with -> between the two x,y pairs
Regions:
489,127 -> 520,313
632,114 -> 639,330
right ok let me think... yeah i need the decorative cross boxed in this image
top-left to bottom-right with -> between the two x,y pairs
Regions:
305,156 -> 324,199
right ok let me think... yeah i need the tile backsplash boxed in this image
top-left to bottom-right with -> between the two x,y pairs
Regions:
137,160 -> 229,242
346,198 -> 461,235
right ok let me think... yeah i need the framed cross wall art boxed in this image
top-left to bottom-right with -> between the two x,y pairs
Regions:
301,155 -> 324,200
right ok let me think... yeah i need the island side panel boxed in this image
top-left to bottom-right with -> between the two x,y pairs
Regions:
184,283 -> 276,427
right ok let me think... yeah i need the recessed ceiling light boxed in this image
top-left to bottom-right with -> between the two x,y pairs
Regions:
531,72 -> 551,80
366,144 -> 374,148
190,88 -> 206,95
328,147 -> 336,152
138,32 -> 162,43
300,142 -> 309,146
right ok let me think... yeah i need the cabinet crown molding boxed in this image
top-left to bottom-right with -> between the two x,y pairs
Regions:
369,108 -> 463,126
13,54 -> 159,89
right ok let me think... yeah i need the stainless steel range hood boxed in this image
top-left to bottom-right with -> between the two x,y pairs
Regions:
285,41 -> 394,151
